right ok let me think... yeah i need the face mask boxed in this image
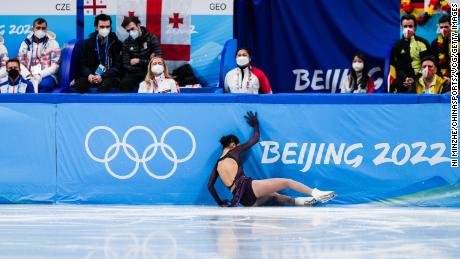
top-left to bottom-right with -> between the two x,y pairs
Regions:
151,64 -> 164,75
403,28 -> 414,39
8,69 -> 19,79
422,67 -> 434,79
352,62 -> 364,72
129,29 -> 139,40
236,56 -> 250,67
34,30 -> 46,39
440,28 -> 450,38
98,28 -> 110,38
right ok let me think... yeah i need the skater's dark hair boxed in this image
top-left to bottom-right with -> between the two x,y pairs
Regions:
220,134 -> 240,148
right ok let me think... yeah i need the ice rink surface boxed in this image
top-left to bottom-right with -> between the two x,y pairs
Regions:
0,205 -> 459,259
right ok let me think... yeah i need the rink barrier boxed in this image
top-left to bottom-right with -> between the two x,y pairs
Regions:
0,94 -> 457,206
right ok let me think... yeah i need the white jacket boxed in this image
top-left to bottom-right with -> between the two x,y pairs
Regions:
0,36 -> 8,82
18,31 -> 60,80
138,74 -> 180,93
224,67 -> 260,94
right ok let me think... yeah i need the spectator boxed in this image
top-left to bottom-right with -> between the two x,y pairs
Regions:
389,14 -> 431,93
73,14 -> 123,93
341,53 -> 375,93
18,18 -> 60,93
138,57 -> 180,93
0,58 -> 34,94
411,56 -> 450,94
431,15 -> 451,82
0,36 -> 8,83
224,47 -> 272,94
120,16 -> 162,93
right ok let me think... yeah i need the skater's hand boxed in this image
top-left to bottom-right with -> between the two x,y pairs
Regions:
219,199 -> 230,207
244,111 -> 258,127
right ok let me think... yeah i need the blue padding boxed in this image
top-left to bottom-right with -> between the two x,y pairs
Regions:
180,87 -> 223,93
219,39 -> 237,88
55,39 -> 84,93
0,94 -> 451,104
57,40 -> 75,90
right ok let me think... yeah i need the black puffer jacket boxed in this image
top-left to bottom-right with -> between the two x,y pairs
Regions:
122,27 -> 162,74
79,31 -> 123,79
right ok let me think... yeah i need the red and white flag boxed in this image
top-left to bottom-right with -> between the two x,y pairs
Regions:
117,0 -> 191,62
84,0 -> 116,15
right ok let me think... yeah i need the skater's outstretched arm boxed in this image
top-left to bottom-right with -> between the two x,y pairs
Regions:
208,166 -> 226,206
233,111 -> 259,153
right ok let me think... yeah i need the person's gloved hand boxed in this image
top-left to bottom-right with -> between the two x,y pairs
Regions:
244,111 -> 258,127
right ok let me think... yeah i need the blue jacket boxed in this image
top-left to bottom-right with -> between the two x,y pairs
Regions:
0,76 -> 34,93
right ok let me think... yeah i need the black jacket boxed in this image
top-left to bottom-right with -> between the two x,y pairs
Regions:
389,35 -> 431,93
122,27 -> 162,74
431,36 -> 450,77
79,32 -> 123,79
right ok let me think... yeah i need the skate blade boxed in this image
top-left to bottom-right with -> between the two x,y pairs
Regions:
317,192 -> 336,203
303,198 -> 318,206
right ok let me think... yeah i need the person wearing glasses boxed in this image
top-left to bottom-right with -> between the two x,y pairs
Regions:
18,18 -> 60,93
73,14 -> 123,93
119,16 -> 162,93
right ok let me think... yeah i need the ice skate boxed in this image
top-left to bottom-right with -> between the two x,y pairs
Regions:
312,188 -> 336,203
294,197 -> 317,206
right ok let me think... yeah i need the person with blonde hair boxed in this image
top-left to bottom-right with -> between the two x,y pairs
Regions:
138,57 -> 180,93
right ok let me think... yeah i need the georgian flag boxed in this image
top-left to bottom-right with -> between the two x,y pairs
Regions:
117,0 -> 191,62
84,0 -> 117,15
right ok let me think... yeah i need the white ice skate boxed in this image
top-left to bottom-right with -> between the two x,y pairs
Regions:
311,188 -> 336,203
294,197 -> 318,206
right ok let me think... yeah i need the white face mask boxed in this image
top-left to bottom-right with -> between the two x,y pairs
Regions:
98,28 -> 110,38
422,67 -> 431,78
352,62 -> 364,72
402,28 -> 414,39
129,29 -> 139,40
151,64 -> 164,75
34,30 -> 46,39
236,56 -> 250,67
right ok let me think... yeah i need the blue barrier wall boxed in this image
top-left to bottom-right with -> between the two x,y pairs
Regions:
0,94 -> 457,206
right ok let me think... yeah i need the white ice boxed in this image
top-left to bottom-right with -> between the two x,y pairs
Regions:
0,205 -> 459,259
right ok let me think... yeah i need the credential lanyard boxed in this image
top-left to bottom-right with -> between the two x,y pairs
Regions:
96,37 -> 109,68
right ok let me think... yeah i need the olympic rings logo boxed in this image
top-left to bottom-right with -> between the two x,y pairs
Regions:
85,126 -> 196,180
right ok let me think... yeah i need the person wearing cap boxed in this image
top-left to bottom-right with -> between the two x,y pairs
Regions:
410,56 -> 450,94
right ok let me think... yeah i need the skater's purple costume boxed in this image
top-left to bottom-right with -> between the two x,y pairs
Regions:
208,121 -> 260,207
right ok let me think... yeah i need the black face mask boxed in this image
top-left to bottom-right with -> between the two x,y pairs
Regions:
8,69 -> 19,79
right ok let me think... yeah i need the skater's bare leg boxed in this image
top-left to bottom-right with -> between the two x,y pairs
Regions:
252,178 -> 313,198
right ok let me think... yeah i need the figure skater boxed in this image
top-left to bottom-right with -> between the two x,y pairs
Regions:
208,111 -> 336,207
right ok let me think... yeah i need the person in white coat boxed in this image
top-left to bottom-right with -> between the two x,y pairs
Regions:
18,18 -> 60,93
0,36 -> 9,83
138,57 -> 180,94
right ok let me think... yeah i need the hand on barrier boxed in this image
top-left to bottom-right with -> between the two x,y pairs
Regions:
244,111 -> 258,127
